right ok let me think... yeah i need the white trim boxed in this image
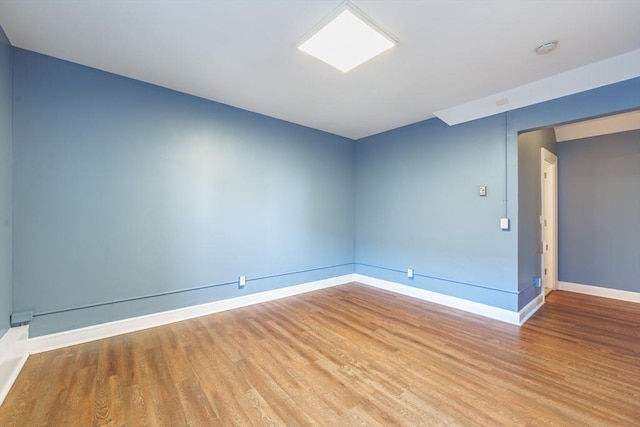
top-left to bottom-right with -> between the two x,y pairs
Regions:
0,275 -> 353,406
519,293 -> 545,324
558,281 -> 640,303
541,147 -> 558,294
27,274 -> 353,355
354,274 -> 543,326
0,326 -> 30,406
0,273 -> 551,405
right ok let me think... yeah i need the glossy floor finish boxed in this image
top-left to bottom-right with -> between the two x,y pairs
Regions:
1,283 -> 638,426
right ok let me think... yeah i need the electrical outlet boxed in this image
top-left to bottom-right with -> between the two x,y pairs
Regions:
239,275 -> 246,288
407,268 -> 414,279
533,277 -> 541,288
500,218 -> 510,230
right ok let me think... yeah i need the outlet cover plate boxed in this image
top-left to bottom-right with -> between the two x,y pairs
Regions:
500,218 -> 510,230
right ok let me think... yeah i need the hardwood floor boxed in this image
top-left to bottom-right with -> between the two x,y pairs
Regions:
1,283 -> 638,426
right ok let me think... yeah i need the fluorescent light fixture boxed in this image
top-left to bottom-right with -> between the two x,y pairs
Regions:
298,5 -> 395,73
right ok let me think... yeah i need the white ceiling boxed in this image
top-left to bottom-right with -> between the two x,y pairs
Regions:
1,0 -> 639,139
555,110 -> 640,142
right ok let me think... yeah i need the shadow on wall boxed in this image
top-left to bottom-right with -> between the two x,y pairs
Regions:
517,127 -> 557,298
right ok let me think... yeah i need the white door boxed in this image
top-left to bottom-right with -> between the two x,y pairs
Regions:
541,148 -> 558,295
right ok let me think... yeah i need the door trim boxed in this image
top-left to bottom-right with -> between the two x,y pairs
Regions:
541,148 -> 558,296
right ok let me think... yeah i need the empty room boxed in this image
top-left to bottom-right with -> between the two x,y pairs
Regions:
0,1 -> 639,425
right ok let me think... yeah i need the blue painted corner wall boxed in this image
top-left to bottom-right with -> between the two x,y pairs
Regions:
356,78 -> 640,311
0,24 -> 12,338
3,32 -> 640,337
355,116 -> 519,310
557,130 -> 640,292
12,49 -> 355,336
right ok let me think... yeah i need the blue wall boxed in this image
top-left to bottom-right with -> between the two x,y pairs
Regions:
0,24 -> 12,338
12,49 -> 355,336
557,130 -> 639,292
356,78 -> 640,312
355,116 -> 519,310
7,44 -> 640,336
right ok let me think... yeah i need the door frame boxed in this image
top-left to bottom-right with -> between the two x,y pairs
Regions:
541,148 -> 558,296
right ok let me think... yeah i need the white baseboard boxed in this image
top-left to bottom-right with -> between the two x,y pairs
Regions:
558,281 -> 640,303
0,326 -> 30,406
0,274 -> 353,406
27,274 -> 354,355
2,273 -> 550,406
354,274 -> 544,326
519,293 -> 545,324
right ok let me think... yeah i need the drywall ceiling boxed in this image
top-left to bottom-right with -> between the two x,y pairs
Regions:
1,0 -> 639,139
555,110 -> 640,142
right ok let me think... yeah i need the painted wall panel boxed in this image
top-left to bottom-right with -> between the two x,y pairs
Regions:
0,25 -> 12,337
355,116 -> 519,310
12,49 -> 355,336
557,130 -> 640,292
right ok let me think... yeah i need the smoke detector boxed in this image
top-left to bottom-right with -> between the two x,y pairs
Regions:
535,40 -> 558,55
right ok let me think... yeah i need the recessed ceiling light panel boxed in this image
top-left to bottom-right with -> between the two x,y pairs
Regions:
298,5 -> 396,73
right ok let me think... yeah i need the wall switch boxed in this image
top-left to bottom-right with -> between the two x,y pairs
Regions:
479,185 -> 487,196
500,218 -> 510,230
239,275 -> 246,288
407,268 -> 414,279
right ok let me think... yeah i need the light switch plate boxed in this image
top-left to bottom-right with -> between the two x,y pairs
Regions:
479,185 -> 487,196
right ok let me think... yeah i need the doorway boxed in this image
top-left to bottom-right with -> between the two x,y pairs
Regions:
541,148 -> 558,297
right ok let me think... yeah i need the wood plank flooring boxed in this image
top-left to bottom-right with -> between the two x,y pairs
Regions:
1,283 -> 639,426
